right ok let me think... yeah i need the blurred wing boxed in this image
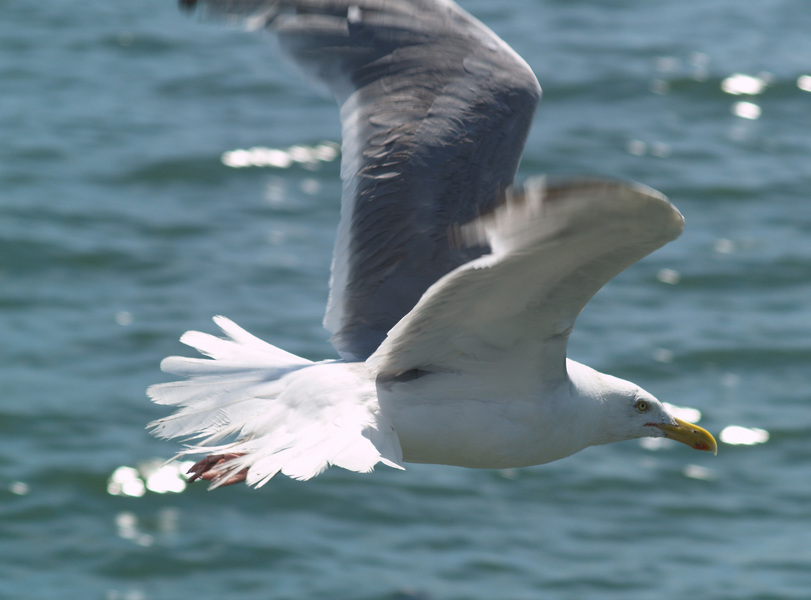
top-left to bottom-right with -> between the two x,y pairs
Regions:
181,0 -> 542,359
368,179 -> 684,384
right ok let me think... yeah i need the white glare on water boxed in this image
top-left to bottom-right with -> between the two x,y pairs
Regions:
222,141 -> 339,169
720,425 -> 769,446
721,73 -> 769,96
732,101 -> 762,120
107,460 -> 196,497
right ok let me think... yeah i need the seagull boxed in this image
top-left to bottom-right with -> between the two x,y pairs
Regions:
149,0 -> 717,488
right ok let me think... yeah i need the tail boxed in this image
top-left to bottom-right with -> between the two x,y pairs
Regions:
148,316 -> 403,487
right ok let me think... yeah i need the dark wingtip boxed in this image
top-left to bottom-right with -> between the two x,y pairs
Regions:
179,0 -> 199,12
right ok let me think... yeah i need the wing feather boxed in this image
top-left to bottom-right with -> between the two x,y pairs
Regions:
181,0 -> 541,359
368,178 -> 684,383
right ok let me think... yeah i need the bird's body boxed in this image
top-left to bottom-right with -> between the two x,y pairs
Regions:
149,0 -> 716,488
382,360 -> 603,469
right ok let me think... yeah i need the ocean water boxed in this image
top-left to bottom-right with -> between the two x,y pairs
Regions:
2,0 -> 811,598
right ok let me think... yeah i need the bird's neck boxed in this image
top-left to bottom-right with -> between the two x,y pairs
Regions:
564,359 -> 626,447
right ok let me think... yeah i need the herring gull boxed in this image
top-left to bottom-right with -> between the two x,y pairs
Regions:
148,0 -> 717,488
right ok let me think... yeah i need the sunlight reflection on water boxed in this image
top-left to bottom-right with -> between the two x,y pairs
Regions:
221,141 -> 339,169
107,459 -> 195,497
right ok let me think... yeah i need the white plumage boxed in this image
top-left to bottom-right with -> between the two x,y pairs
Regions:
150,317 -> 403,485
149,0 -> 716,488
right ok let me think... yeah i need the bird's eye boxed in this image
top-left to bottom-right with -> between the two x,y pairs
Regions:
635,400 -> 649,412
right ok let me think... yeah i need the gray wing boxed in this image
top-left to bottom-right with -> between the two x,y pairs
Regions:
181,0 -> 542,360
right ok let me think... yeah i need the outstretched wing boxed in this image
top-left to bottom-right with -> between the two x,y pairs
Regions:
368,179 -> 684,385
181,0 -> 542,359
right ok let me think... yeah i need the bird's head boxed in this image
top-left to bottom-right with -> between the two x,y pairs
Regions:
602,383 -> 717,454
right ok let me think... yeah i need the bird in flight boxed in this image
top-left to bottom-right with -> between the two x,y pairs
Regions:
149,0 -> 716,488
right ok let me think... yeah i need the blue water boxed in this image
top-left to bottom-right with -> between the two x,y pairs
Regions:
2,1 -> 811,598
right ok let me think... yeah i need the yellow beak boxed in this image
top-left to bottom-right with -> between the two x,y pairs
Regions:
654,417 -> 718,455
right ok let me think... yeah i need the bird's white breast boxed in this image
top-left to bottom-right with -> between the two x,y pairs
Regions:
377,368 -> 602,469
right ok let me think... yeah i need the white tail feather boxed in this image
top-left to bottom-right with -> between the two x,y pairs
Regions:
148,317 -> 403,486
